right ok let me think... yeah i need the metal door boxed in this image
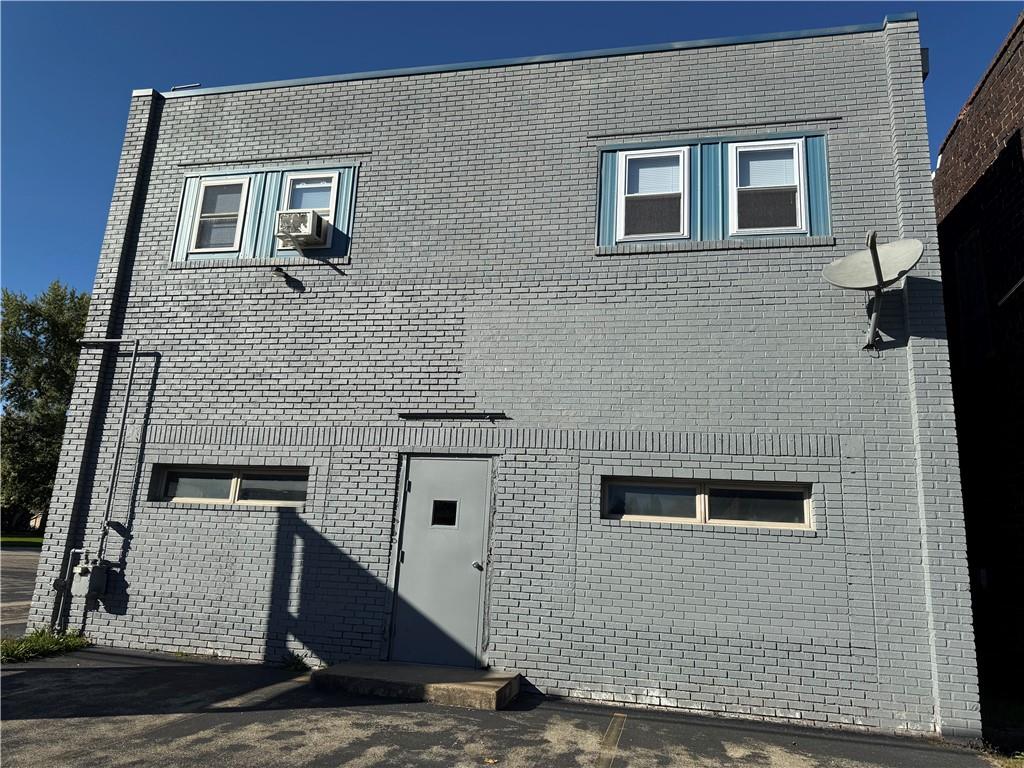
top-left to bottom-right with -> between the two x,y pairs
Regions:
390,456 -> 490,667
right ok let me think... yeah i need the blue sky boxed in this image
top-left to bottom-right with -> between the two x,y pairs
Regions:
1,2 -> 1020,298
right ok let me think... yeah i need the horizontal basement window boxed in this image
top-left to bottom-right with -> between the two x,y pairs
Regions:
155,466 -> 308,506
602,477 -> 811,529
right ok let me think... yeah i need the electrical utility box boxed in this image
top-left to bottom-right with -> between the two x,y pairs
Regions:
70,563 -> 108,599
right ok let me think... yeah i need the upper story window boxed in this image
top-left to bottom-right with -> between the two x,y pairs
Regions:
171,165 -> 357,264
280,171 -> 340,250
191,177 -> 250,253
597,133 -> 830,247
616,147 -> 690,241
728,138 -> 806,236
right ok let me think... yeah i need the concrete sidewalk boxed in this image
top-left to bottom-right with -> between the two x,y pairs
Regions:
0,647 -> 996,768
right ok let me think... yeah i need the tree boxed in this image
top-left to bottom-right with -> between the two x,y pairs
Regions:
1,282 -> 90,532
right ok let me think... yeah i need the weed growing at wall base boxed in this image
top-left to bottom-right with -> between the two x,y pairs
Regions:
1,629 -> 90,663
282,651 -> 311,672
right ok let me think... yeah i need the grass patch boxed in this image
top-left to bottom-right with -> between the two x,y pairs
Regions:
1,629 -> 90,663
989,755 -> 1024,768
0,535 -> 43,547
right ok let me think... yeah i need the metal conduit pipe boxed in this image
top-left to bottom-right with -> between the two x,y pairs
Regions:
52,548 -> 86,633
82,338 -> 141,564
51,337 -> 140,632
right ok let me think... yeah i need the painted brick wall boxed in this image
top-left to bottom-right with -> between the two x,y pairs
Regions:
30,18 -> 979,737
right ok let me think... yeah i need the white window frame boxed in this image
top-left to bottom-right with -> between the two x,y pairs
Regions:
278,170 -> 340,250
189,176 -> 250,253
616,146 -> 690,242
160,466 -> 308,507
728,138 -> 807,237
602,478 -> 812,530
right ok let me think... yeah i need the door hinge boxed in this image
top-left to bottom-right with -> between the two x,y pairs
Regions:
406,480 -> 412,493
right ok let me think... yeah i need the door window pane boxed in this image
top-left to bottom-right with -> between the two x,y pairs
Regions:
707,487 -> 806,525
165,471 -> 233,500
431,500 -> 458,526
237,473 -> 308,502
288,177 -> 334,210
604,480 -> 698,519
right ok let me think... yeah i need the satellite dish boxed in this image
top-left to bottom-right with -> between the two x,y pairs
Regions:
822,231 -> 923,350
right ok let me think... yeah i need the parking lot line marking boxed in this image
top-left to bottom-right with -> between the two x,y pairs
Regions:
596,712 -> 626,768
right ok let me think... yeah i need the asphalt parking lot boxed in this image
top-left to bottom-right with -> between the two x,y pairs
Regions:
1,546 -> 40,638
0,647 -> 995,768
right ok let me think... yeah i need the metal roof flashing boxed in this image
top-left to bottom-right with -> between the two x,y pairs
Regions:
152,13 -> 917,101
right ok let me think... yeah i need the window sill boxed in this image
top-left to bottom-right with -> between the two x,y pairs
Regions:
596,235 -> 835,257
600,516 -> 818,537
169,254 -> 349,270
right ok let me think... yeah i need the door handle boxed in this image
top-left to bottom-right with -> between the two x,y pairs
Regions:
472,560 -> 484,571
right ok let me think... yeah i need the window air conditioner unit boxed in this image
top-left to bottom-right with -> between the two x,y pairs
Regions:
276,210 -> 326,249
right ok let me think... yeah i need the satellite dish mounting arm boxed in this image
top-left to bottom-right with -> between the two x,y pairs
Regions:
864,231 -> 884,350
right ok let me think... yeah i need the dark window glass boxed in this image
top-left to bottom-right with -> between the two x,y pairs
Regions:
431,500 -> 458,526
736,187 -> 798,230
237,473 -> 308,502
624,194 -> 681,236
707,487 -> 806,524
195,217 -> 239,249
200,183 -> 243,215
604,481 -> 697,519
165,471 -> 233,500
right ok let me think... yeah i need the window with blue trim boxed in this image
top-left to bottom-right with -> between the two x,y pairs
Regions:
191,178 -> 250,252
729,139 -> 806,235
617,147 -> 690,241
598,135 -> 830,246
171,165 -> 357,262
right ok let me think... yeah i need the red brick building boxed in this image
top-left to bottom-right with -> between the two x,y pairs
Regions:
932,12 -> 1024,748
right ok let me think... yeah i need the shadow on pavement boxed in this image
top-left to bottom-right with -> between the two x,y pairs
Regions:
0,649 -> 995,768
0,647 -> 388,721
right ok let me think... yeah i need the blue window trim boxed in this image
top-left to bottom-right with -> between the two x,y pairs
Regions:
597,132 -> 831,247
171,164 -> 358,264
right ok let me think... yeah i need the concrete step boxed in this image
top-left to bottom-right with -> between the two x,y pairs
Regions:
311,661 -> 521,710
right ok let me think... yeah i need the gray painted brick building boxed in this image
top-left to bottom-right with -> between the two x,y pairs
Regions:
31,13 -> 981,738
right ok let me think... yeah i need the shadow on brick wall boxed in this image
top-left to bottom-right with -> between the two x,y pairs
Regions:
871,276 -> 948,351
265,508 -> 471,670
938,130 -> 1024,751
95,352 -> 162,618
